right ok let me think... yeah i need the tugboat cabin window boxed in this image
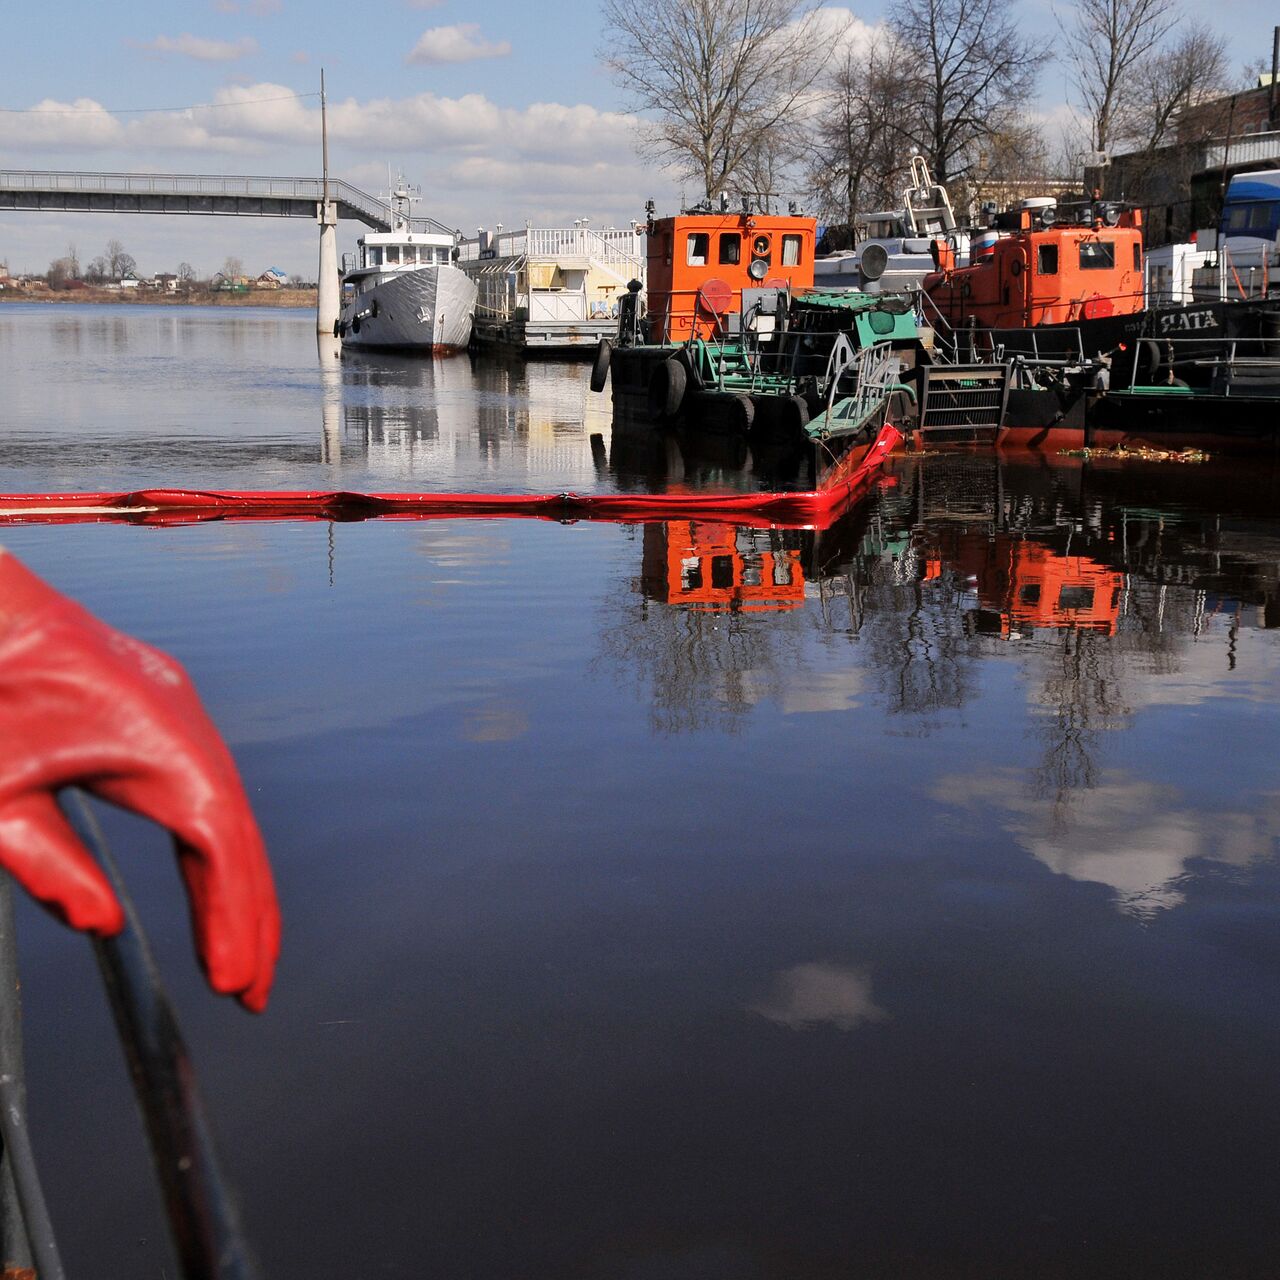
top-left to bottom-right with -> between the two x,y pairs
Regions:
1079,240 -> 1115,270
719,234 -> 741,265
687,233 -> 710,266
782,235 -> 802,266
1037,245 -> 1058,274
366,247 -> 383,267
1133,243 -> 1141,270
385,246 -> 401,265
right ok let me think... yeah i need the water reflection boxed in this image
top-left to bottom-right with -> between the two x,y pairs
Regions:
749,963 -> 888,1032
603,453 -> 1280,915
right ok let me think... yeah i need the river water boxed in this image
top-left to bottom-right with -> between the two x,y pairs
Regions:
2,303 -> 1279,1278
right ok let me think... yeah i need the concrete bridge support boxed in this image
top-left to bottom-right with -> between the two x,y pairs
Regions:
316,200 -> 340,336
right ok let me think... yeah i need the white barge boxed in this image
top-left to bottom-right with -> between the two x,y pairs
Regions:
456,224 -> 645,354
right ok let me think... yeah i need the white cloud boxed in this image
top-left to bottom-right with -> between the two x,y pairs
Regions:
138,33 -> 259,61
406,23 -> 511,65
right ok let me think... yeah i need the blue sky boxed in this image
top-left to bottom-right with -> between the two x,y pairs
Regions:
0,0 -> 1265,277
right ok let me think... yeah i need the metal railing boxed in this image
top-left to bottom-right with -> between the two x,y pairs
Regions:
0,169 -> 453,233
457,227 -> 644,277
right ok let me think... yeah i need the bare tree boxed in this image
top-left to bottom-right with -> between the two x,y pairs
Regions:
1062,0 -> 1176,154
600,0 -> 836,197
65,243 -> 80,279
893,0 -> 1047,184
46,257 -> 76,290
177,261 -> 196,285
105,238 -> 131,280
85,256 -> 108,284
807,34 -> 915,230
222,256 -> 244,281
1130,23 -> 1230,153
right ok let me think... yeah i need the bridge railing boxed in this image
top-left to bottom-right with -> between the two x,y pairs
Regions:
0,170 -> 453,234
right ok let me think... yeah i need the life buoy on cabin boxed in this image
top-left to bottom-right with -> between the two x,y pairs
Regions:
697,277 -> 734,315
1082,293 -> 1114,319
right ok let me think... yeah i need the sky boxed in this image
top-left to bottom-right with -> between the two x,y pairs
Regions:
0,0 -> 1267,278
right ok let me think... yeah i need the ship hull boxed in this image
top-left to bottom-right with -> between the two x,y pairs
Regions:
340,266 -> 477,353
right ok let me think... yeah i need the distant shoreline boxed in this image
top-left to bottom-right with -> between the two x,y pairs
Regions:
0,288 -> 315,308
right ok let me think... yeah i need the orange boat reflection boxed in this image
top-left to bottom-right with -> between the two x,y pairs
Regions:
925,530 -> 1123,637
642,520 -> 806,612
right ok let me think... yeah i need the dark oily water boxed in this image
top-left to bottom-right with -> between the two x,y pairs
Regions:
2,306 -> 1280,1279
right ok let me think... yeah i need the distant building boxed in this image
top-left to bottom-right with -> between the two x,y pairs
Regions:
1095,77 -> 1280,246
151,273 -> 179,293
256,266 -> 289,289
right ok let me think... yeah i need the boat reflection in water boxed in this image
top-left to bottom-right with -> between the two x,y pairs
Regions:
612,451 -> 1280,915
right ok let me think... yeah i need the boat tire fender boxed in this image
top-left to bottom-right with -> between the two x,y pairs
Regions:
371,300 -> 380,319
590,339 -> 612,393
1135,338 -> 1163,382
728,393 -> 755,435
351,317 -> 361,335
332,318 -> 342,338
649,357 -> 687,419
781,394 -> 809,439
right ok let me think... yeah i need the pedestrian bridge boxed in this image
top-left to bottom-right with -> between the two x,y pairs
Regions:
0,170 -> 453,235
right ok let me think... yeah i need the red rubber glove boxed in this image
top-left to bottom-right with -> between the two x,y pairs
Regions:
0,551 -> 280,1011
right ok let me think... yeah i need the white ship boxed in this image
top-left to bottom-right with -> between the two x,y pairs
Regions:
337,177 -> 477,353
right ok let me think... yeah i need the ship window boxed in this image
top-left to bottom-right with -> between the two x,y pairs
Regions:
752,234 -> 771,257
385,245 -> 400,265
719,234 -> 741,265
680,558 -> 702,591
1019,584 -> 1041,604
687,233 -> 710,266
367,247 -> 383,267
1058,586 -> 1095,610
1133,243 -> 1141,270
663,234 -> 672,267
1079,240 -> 1115,270
782,234 -> 802,266
710,555 -> 735,589
1250,202 -> 1279,228
1037,244 -> 1058,274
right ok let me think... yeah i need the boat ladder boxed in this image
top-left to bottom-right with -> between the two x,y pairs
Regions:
917,361 -> 1013,441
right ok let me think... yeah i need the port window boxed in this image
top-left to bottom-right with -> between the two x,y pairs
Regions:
687,233 -> 710,266
1037,244 -> 1058,274
1133,243 -> 1141,270
1079,240 -> 1115,270
782,234 -> 802,266
1058,586 -> 1095,610
385,246 -> 400,265
719,234 -> 741,265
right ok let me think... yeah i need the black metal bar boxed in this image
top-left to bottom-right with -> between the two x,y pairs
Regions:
62,794 -> 261,1280
0,875 -> 66,1280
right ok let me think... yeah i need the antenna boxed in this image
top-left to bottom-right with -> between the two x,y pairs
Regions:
320,68 -> 329,210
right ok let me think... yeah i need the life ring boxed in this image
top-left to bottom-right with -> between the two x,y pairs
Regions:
648,357 -> 687,419
590,338 -> 612,393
